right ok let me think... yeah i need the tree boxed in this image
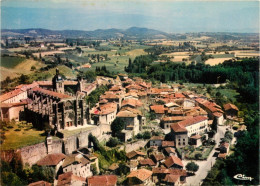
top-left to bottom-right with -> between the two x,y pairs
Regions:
91,164 -> 98,175
149,112 -> 156,120
106,137 -> 120,147
142,131 -> 151,139
211,117 -> 218,133
111,118 -> 125,136
195,153 -> 202,160
224,131 -> 233,141
19,74 -> 29,84
186,162 -> 199,173
30,66 -> 36,71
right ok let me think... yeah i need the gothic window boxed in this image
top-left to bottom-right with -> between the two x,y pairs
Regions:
65,101 -> 73,110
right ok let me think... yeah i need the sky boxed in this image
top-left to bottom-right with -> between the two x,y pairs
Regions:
1,0 -> 259,33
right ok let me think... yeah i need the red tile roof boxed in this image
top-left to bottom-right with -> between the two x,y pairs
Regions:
223,103 -> 238,111
162,141 -> 175,147
28,181 -> 51,186
150,105 -> 167,114
32,87 -> 71,99
0,89 -> 25,103
37,153 -> 66,166
218,153 -> 227,158
164,155 -> 183,168
117,110 -> 137,118
127,168 -> 153,182
174,93 -> 185,98
152,168 -> 187,176
190,134 -> 202,139
164,147 -> 176,154
177,116 -> 208,127
87,175 -> 117,186
126,150 -> 146,159
162,116 -> 193,122
139,158 -> 156,166
163,174 -> 180,183
122,99 -> 143,108
93,102 -> 118,115
0,100 -> 28,108
151,153 -> 165,162
150,136 -> 164,141
171,123 -> 187,133
57,172 -> 86,186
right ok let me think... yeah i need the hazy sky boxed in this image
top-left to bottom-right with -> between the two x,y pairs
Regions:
1,0 -> 259,33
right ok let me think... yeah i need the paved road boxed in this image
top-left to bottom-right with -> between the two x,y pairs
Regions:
183,126 -> 227,186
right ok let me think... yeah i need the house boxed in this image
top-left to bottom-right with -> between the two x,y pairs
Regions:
127,168 -> 153,186
37,153 -> 66,178
126,150 -> 146,160
57,172 -> 86,186
164,155 -> 183,169
170,116 -> 208,148
150,153 -> 165,165
190,134 -> 202,147
163,147 -> 177,157
152,168 -> 187,184
91,102 -> 118,126
128,160 -> 139,171
161,116 -> 193,129
162,141 -> 175,149
121,99 -> 143,109
108,163 -> 119,173
219,142 -> 230,154
0,101 -> 28,122
62,154 -> 92,178
162,174 -> 181,185
223,103 -> 239,118
139,158 -> 156,167
28,181 -> 52,186
218,153 -> 227,159
150,105 -> 167,119
87,175 -> 117,186
149,136 -> 164,147
116,108 -> 142,136
195,98 -> 224,125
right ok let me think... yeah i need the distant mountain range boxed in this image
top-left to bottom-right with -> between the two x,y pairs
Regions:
1,27 -> 171,39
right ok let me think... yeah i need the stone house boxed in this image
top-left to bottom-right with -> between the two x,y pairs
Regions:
127,168 -> 153,186
164,155 -> 183,169
223,103 -> 239,118
87,175 -> 117,186
62,154 -> 93,178
150,105 -> 167,120
149,136 -> 164,147
170,116 -> 208,148
152,168 -> 187,185
57,172 -> 86,186
126,150 -> 146,160
36,153 -> 66,179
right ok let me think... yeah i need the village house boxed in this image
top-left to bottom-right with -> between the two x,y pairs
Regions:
91,102 -> 118,126
127,160 -> 139,171
161,116 -> 193,129
62,153 -> 93,178
127,168 -> 153,186
150,153 -> 165,166
223,103 -> 239,118
126,150 -> 146,160
163,147 -> 177,157
36,153 -> 66,179
139,158 -> 156,168
164,155 -> 184,169
121,98 -> 143,109
87,175 -> 117,186
162,141 -> 175,149
150,105 -> 167,120
149,136 -> 164,147
57,172 -> 86,186
189,134 -> 202,147
195,98 -> 224,125
170,116 -> 208,148
152,168 -> 187,185
28,181 -> 52,186
116,109 -> 142,136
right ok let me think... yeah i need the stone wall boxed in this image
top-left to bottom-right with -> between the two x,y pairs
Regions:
120,140 -> 148,153
19,142 -> 47,166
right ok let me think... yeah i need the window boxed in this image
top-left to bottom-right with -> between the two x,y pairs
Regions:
183,142 -> 185,145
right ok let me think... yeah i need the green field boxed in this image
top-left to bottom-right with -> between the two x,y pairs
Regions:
1,56 -> 25,68
1,122 -> 46,150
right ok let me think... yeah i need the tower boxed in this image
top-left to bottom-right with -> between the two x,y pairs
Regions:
52,68 -> 64,93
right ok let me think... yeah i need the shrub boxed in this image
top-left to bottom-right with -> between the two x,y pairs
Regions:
142,131 -> 151,139
195,153 -> 202,160
14,129 -> 21,131
135,133 -> 143,139
186,162 -> 199,173
106,137 -> 120,147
